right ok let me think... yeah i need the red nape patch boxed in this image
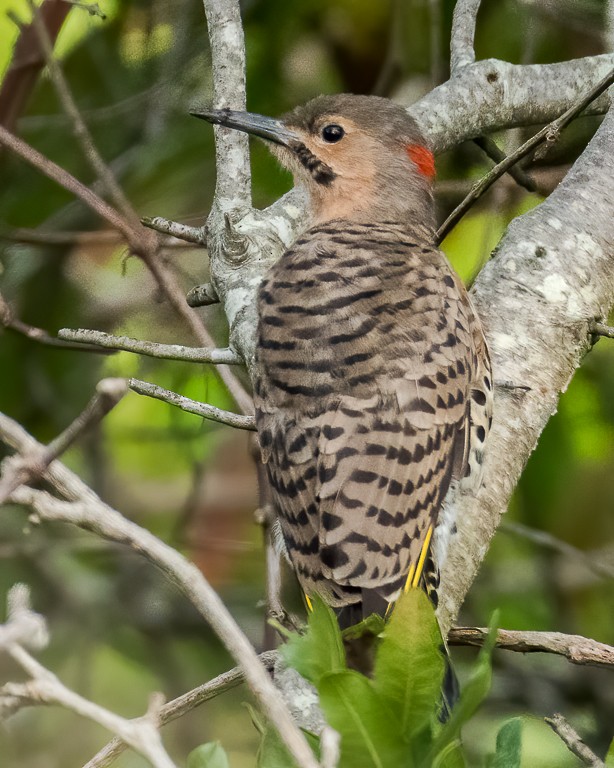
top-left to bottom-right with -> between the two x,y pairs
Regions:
406,144 -> 436,178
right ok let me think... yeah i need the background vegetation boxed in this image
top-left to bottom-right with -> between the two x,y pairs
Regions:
0,0 -> 613,765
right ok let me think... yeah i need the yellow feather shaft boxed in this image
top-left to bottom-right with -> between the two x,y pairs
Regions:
411,525 -> 433,589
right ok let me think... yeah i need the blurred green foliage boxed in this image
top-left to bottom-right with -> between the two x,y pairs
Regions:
0,0 -> 613,766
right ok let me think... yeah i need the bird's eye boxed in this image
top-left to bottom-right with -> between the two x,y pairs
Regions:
321,124 -> 345,143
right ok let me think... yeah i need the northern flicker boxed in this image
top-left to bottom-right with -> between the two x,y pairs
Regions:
193,94 -> 493,629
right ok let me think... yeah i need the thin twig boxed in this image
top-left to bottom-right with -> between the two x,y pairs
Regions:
472,135 -> 536,192
128,378 -> 256,431
0,379 -> 127,505
0,126 -> 139,244
448,627 -> 614,669
0,0 -> 71,131
450,0 -> 482,73
141,216 -> 205,245
83,651 -> 279,768
4,482 -> 316,768
500,521 -> 614,581
0,293 -> 110,354
0,227 -> 191,248
58,328 -> 242,364
0,585 -> 177,768
436,67 -> 614,242
29,0 -> 135,218
545,714 -> 605,767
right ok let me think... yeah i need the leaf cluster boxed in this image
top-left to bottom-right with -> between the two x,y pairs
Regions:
189,591 -> 526,768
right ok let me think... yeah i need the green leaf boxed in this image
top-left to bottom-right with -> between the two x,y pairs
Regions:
187,742 -> 229,768
281,595 -> 346,685
489,718 -> 523,768
430,617 -> 499,761
257,726 -> 319,768
373,589 -> 446,740
318,670 -> 410,768
605,736 -> 614,767
432,739 -> 467,768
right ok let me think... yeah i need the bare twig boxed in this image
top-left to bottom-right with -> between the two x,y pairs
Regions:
448,627 -> 614,670
28,0 -> 134,218
0,24 -> 251,415
472,135 -> 536,192
545,714 -> 605,767
450,0 -> 482,73
58,328 -> 242,364
436,67 -> 614,242
0,293 -> 110,354
0,126 -> 139,243
0,379 -> 127,505
0,586 -> 177,768
0,0 -> 71,131
590,320 -> 614,339
3,478 -> 317,768
128,378 -> 256,431
500,521 -> 614,581
0,226 -> 191,248
141,216 -> 205,245
84,651 -> 279,768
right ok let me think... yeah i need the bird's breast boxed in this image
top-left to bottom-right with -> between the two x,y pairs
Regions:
254,222 -> 461,411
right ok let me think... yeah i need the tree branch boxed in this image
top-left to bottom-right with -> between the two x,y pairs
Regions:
437,67 -> 614,241
590,320 -> 614,339
128,378 -> 256,431
0,412 -> 317,768
0,586 -> 177,768
0,379 -> 127,505
83,651 -> 279,768
545,714 -> 605,767
58,328 -> 242,364
450,0 -> 482,73
0,0 -> 71,131
141,216 -> 205,245
201,0 -> 251,209
448,627 -> 614,670
436,100 -> 614,633
501,521 -> 614,581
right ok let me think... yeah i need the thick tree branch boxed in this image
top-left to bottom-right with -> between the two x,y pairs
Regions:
411,55 -> 614,153
201,0 -> 251,209
437,67 -> 614,241
437,100 -> 614,632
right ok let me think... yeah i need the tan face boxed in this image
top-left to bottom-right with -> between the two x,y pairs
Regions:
272,113 -> 433,226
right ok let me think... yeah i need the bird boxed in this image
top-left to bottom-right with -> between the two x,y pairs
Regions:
192,94 -> 493,632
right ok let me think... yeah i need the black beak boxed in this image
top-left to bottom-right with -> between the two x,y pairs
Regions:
190,108 -> 299,148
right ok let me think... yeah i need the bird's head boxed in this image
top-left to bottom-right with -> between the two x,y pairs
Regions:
192,94 -> 436,231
